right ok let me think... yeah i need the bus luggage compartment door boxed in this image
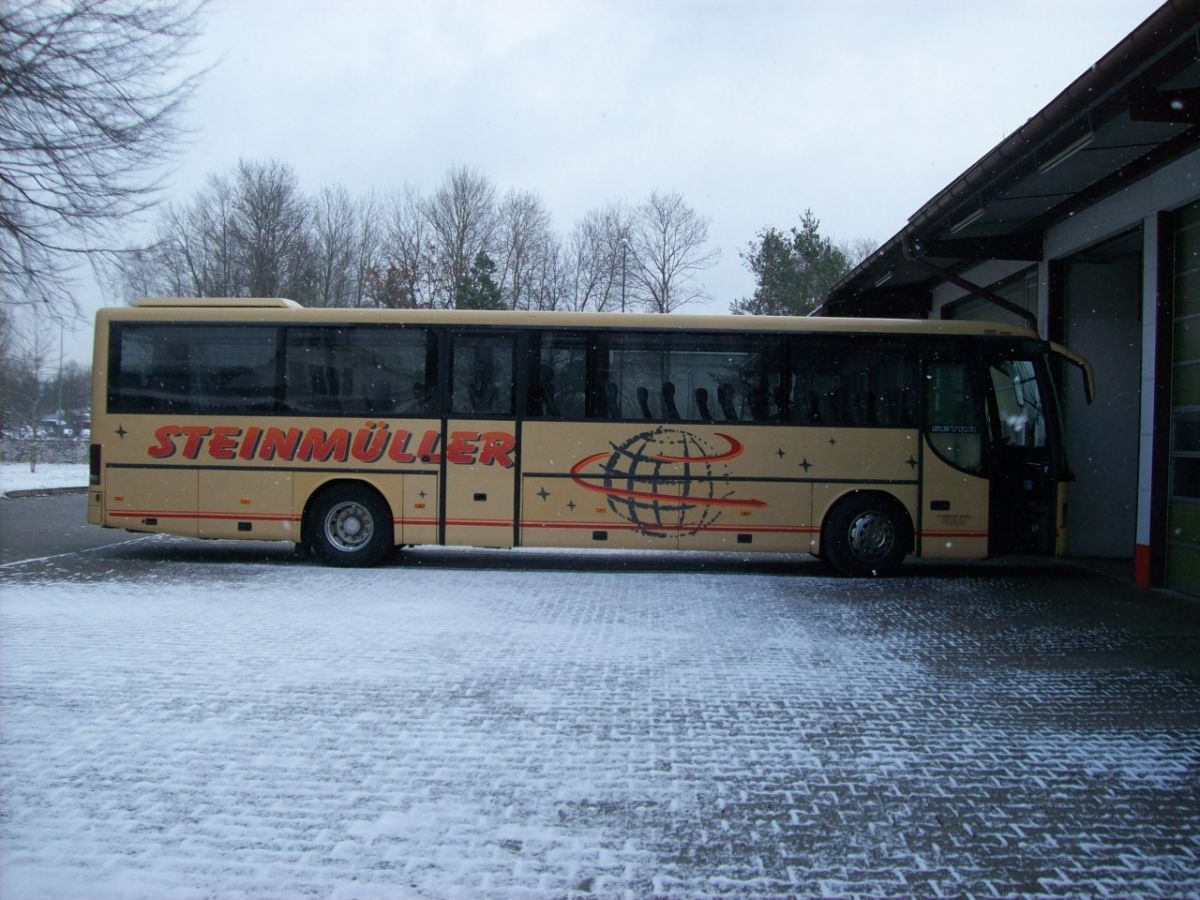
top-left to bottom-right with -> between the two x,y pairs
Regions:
105,464 -> 198,537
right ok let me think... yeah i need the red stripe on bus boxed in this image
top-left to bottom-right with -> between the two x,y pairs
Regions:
110,510 -> 299,522
522,520 -> 817,534
920,530 -> 989,538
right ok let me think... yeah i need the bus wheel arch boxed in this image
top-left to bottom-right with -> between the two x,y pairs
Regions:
821,490 -> 913,577
303,480 -> 394,567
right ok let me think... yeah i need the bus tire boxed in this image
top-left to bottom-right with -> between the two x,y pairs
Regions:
305,484 -> 393,567
822,492 -> 911,578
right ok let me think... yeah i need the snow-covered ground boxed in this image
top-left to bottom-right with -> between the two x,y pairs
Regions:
0,462 -> 87,495
2,537 -> 1199,898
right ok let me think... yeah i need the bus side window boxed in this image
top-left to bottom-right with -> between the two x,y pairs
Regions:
925,361 -> 985,473
109,324 -> 280,415
589,331 -> 767,423
529,332 -> 587,419
451,333 -> 514,417
283,326 -> 431,417
607,340 -> 659,420
109,325 -> 177,412
189,328 -> 278,414
676,333 -> 766,423
791,341 -> 917,428
789,342 -> 843,426
599,381 -> 620,418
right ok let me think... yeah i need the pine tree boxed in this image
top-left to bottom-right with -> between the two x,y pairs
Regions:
731,210 -> 850,316
455,251 -> 504,309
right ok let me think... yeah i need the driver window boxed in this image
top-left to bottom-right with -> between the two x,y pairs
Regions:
989,360 -> 1047,449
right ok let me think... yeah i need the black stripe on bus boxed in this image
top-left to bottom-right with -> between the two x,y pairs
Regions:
104,462 -> 440,477
523,471 -> 919,487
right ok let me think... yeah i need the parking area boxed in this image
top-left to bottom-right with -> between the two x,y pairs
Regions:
1,538 -> 1198,898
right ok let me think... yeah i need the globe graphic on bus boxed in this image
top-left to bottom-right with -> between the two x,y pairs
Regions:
570,427 -> 764,538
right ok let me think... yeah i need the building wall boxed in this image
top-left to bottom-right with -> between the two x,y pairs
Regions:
929,147 -> 1200,570
1059,248 -> 1142,558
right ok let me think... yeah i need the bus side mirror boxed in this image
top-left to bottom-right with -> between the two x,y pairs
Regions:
1050,342 -> 1095,405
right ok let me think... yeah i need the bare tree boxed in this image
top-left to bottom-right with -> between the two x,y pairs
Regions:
1,308 -> 54,468
231,159 -> 309,299
108,233 -> 181,300
628,191 -> 718,314
495,190 -> 555,310
423,167 -> 497,308
373,187 -> 434,308
0,0 -> 207,314
108,156 -> 727,316
839,236 -> 879,268
529,236 -> 569,311
309,185 -> 357,308
566,202 -> 633,312
184,173 -> 240,296
308,186 -> 387,308
351,191 -> 384,308
0,306 -> 16,434
107,171 -> 241,300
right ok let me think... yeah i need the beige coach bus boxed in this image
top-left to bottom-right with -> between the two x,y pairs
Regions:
88,298 -> 1093,576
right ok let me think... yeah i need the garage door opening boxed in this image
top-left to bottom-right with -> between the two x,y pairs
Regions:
1059,229 -> 1143,561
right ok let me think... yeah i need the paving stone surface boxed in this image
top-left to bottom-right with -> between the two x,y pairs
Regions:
1,541 -> 1198,897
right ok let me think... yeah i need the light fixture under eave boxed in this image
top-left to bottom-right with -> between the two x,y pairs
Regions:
873,271 -> 893,287
949,206 -> 985,235
1038,131 -> 1095,173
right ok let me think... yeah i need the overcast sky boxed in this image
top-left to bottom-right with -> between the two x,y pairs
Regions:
62,0 -> 1163,360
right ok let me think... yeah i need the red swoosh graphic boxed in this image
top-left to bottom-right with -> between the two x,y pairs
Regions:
568,436 -> 766,510
651,432 -> 744,464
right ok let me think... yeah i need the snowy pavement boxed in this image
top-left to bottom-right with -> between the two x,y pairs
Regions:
0,462 -> 87,496
1,538 -> 1199,898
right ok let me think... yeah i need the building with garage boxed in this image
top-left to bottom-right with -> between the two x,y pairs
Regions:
820,0 -> 1200,594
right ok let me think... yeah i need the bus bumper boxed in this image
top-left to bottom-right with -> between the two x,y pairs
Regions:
87,489 -> 104,526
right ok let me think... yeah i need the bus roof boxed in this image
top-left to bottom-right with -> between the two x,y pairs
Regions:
134,297 -> 301,309
118,298 -> 1038,340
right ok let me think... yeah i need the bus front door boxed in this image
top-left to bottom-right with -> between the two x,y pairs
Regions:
442,332 -> 520,548
983,359 -> 1062,556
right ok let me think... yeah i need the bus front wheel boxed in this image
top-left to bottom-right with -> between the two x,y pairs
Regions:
306,484 -> 393,567
823,493 -> 911,578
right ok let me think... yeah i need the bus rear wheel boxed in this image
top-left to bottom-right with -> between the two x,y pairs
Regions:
823,493 -> 911,577
306,484 -> 393,567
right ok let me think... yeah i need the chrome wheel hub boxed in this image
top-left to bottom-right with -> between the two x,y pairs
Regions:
325,500 -> 374,552
847,511 -> 894,562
